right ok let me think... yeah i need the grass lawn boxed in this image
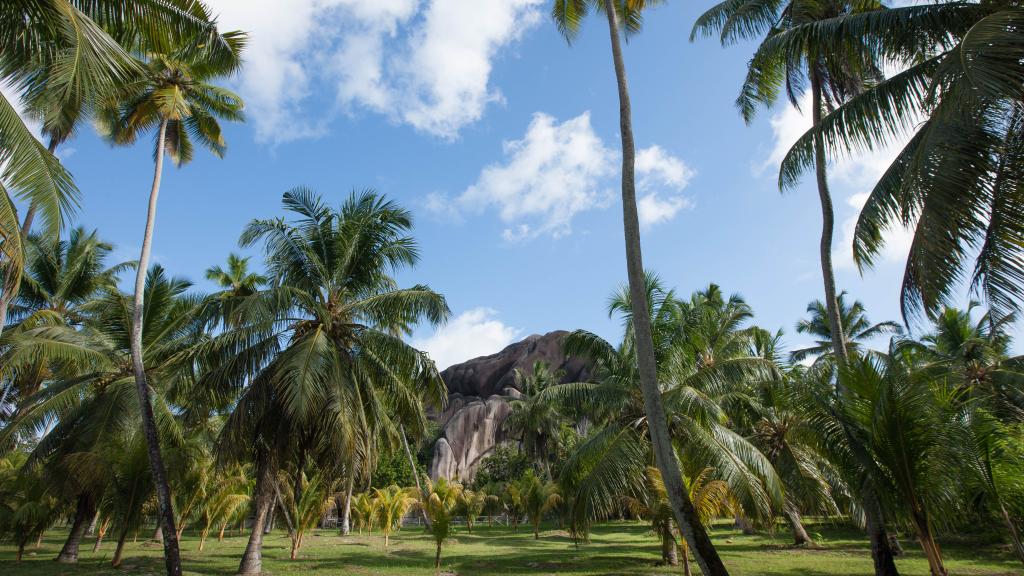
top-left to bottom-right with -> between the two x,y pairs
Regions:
1,521 -> 1019,575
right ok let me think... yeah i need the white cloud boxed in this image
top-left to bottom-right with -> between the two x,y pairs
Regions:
455,111 -> 616,240
207,0 -> 542,143
441,113 -> 695,238
758,93 -> 914,270
635,144 -> 695,228
413,307 -> 521,370
638,193 -> 693,228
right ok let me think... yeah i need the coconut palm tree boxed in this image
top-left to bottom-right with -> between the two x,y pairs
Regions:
195,464 -> 249,551
204,253 -> 267,327
627,466 -> 733,575
0,0 -> 234,343
692,0 -> 884,368
504,361 -> 566,478
373,484 -> 416,549
550,2 -> 728,571
0,227 -> 125,427
458,489 -> 487,533
352,492 -> 376,534
0,265 -> 204,565
764,1 -> 1024,320
0,451 -> 59,562
280,470 -> 337,559
551,278 -> 782,545
93,29 -> 244,572
419,475 -> 462,571
791,292 -> 901,365
514,470 -> 561,539
207,188 -> 448,574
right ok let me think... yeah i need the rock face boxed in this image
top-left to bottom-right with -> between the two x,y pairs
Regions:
428,330 -> 590,483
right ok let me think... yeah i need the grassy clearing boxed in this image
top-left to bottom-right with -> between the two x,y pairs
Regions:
0,521 -> 1018,575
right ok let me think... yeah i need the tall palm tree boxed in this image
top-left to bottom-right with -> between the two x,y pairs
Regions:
791,292 -> 901,365
95,29 -> 245,576
550,3 -> 728,571
0,0 -> 234,337
767,1 -> 1024,320
209,189 -> 449,575
693,0 -> 884,367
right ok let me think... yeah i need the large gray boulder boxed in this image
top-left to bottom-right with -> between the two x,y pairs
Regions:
428,330 -> 590,482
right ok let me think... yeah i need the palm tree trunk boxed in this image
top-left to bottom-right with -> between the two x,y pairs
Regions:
17,540 -> 25,562
600,3 -> 729,575
682,541 -> 693,576
128,117 -> 181,576
864,489 -> 901,576
1000,502 -> 1024,566
339,475 -> 353,536
273,483 -> 296,540
218,523 -> 226,542
910,510 -> 947,576
434,539 -> 442,571
57,493 -> 95,563
808,65 -> 848,366
238,451 -> 275,575
660,525 -> 679,566
784,505 -> 814,547
93,517 -> 111,553
400,425 -> 432,529
111,525 -> 130,568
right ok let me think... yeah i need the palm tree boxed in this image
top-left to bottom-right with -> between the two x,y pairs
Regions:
209,189 -> 448,574
551,278 -> 782,545
280,470 -> 337,560
693,0 -> 884,368
550,2 -> 728,571
458,489 -> 487,533
791,292 -> 901,365
504,361 -> 566,478
195,464 -> 249,551
352,492 -> 376,534
94,29 -> 244,575
0,266 -> 204,565
204,253 -> 267,326
0,0 -> 234,339
0,227 -> 125,427
765,1 -> 1024,319
419,475 -> 462,571
0,451 -> 59,562
514,470 -> 561,539
373,484 -> 416,548
628,466 -> 733,575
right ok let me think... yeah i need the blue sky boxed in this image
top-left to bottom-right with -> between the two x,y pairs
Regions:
20,0 -> 1012,369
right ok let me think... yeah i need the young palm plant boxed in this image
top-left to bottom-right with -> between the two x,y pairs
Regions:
458,489 -> 487,533
516,470 -> 561,540
419,476 -> 463,572
373,484 -> 416,549
95,28 -> 245,574
550,2 -> 729,571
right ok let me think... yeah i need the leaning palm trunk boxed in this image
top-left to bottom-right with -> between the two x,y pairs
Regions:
238,452 -> 275,575
1000,503 -> 1024,566
128,117 -> 182,576
910,510 -> 947,576
600,2 -> 729,574
111,525 -> 131,568
783,504 -> 814,547
57,493 -> 95,563
401,425 -> 431,529
93,517 -> 111,553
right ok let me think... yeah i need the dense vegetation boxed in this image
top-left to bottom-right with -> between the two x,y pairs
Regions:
1,1 -> 1022,576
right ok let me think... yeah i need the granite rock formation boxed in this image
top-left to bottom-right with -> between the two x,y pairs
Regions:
428,330 -> 590,482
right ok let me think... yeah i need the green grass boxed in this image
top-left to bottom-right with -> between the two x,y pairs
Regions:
1,521 -> 1019,575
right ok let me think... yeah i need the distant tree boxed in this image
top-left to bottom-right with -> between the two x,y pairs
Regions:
419,476 -> 462,571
